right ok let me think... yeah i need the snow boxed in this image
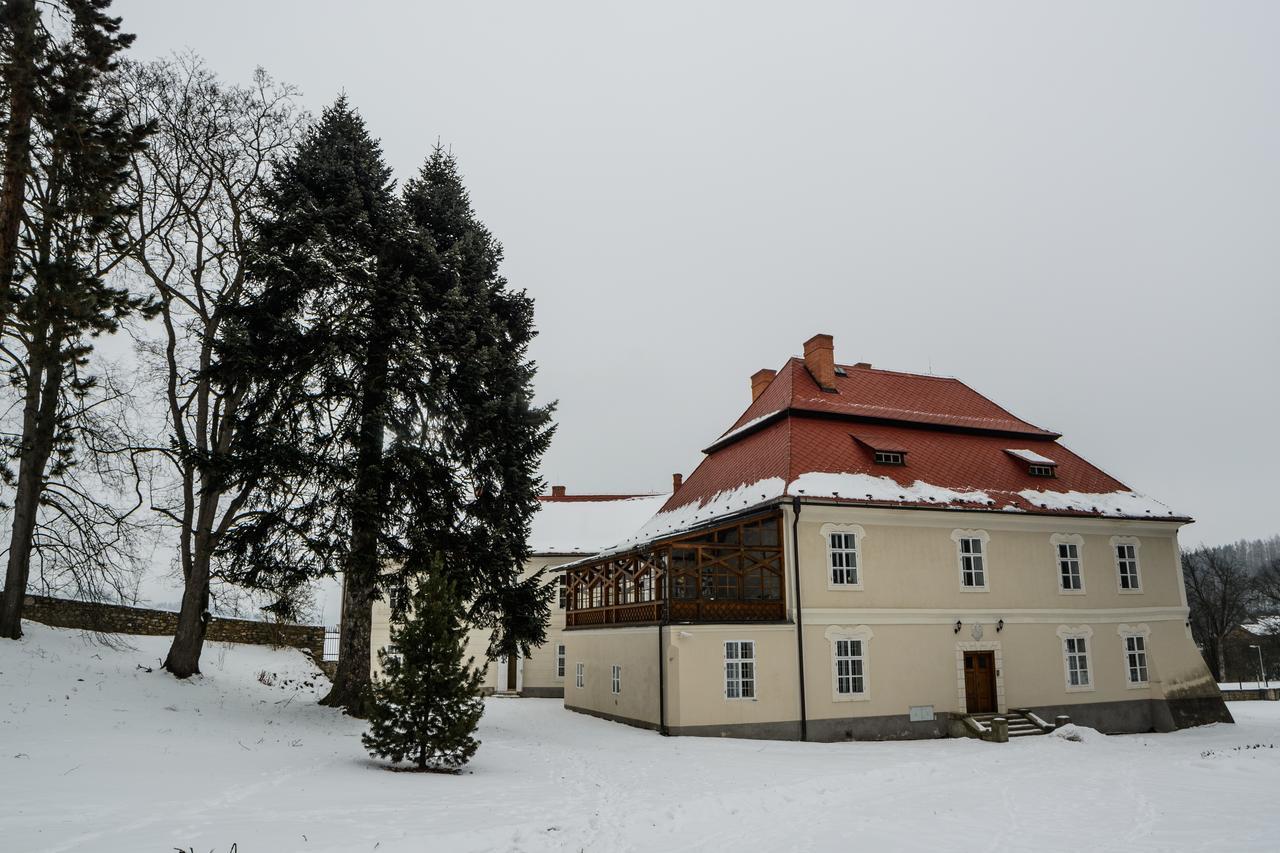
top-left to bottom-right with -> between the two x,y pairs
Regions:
1017,487 -> 1180,518
708,410 -> 782,447
1005,448 -> 1057,465
527,494 -> 669,554
5,622 -> 1280,851
790,471 -> 992,505
602,477 -> 787,554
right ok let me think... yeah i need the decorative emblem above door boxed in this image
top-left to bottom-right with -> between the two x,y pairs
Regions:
970,623 -> 984,641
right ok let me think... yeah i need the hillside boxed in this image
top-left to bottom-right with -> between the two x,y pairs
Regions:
3,623 -> 1280,851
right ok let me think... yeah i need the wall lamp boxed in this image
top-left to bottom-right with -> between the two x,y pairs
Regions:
953,620 -> 962,634
997,619 -> 1004,633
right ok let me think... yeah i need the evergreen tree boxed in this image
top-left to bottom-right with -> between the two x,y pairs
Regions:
0,0 -> 153,639
223,104 -> 554,715
362,570 -> 484,772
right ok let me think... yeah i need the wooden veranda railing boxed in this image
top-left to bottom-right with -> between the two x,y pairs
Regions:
564,511 -> 786,628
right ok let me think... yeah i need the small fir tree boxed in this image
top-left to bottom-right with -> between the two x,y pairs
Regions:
362,572 -> 484,772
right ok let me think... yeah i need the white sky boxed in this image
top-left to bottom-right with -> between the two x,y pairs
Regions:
114,0 -> 1279,562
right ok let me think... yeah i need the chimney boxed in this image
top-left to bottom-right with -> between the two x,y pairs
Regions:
750,368 -> 776,401
550,485 -> 566,498
803,333 -> 837,392
672,472 -> 683,492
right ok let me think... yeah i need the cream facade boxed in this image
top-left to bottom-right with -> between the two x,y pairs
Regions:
564,502 -> 1228,740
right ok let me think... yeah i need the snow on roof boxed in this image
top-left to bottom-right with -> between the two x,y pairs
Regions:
1242,616 -> 1280,636
1006,448 -> 1058,465
529,493 -> 671,555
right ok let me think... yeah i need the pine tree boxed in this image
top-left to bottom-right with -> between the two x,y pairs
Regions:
0,0 -> 153,640
222,107 -> 554,713
362,570 -> 484,772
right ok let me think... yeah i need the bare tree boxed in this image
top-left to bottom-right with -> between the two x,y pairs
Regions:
1183,545 -> 1255,682
115,55 -> 303,677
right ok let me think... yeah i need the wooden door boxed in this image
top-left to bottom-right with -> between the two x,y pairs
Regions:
506,654 -> 518,690
964,651 -> 996,713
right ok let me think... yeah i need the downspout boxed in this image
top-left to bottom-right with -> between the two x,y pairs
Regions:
791,495 -> 808,742
658,559 -> 670,736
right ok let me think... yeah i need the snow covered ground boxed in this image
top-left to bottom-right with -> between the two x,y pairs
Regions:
4,623 -> 1280,852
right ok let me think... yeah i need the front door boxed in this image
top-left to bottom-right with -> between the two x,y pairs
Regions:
506,654 -> 518,691
964,651 -> 997,713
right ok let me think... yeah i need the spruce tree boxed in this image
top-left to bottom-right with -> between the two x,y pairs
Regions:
0,0 -> 153,640
223,106 -> 554,714
362,570 -> 484,772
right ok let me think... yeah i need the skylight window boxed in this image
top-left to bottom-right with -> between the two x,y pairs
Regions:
874,451 -> 904,465
1029,464 -> 1055,477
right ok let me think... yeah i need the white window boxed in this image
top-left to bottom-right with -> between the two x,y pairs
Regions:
611,664 -> 621,694
383,643 -> 401,664
1052,534 -> 1085,593
557,575 -> 566,609
639,569 -> 654,602
873,451 -> 904,465
1112,538 -> 1142,592
952,530 -> 990,591
1124,635 -> 1149,686
829,532 -> 859,586
822,523 -> 866,590
834,639 -> 865,696
724,640 -> 756,699
575,662 -> 585,689
1028,464 -> 1055,477
1064,637 -> 1089,687
555,644 -> 566,679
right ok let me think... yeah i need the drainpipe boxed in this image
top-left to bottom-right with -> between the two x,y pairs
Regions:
791,496 -> 808,742
658,562 -> 670,736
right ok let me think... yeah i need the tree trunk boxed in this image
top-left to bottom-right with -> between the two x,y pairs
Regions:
164,475 -> 221,677
1217,640 -> 1228,686
320,315 -> 391,716
0,0 -> 39,329
163,548 -> 212,678
320,570 -> 375,716
0,340 -> 62,639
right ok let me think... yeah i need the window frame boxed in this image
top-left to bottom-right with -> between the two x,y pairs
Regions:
821,522 -> 866,591
1119,624 -> 1151,688
575,661 -> 585,689
1051,533 -> 1086,595
951,529 -> 990,592
555,643 -> 566,679
1111,536 -> 1143,594
724,640 -> 757,700
873,450 -> 904,465
611,664 -> 621,695
1057,625 -> 1095,693
557,575 -> 567,609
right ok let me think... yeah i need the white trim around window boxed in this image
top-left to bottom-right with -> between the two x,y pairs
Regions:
951,529 -> 990,592
1118,623 -> 1152,688
1051,533 -> 1086,595
1111,536 -> 1143,594
724,640 -> 756,700
821,522 -> 867,590
555,643 -> 566,679
1056,625 -> 1095,693
574,661 -> 585,689
824,624 -> 872,702
611,664 -> 621,695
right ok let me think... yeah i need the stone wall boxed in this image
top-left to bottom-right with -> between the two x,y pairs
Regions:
14,593 -> 324,661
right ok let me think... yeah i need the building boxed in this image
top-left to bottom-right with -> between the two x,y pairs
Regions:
561,334 -> 1231,740
369,487 -> 668,697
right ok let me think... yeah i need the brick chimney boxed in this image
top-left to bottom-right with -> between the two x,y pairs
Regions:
803,333 -> 837,392
750,368 -> 776,401
550,485 -> 566,498
672,472 -> 683,492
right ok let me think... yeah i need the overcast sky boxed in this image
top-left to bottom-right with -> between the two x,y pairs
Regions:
116,1 -> 1278,560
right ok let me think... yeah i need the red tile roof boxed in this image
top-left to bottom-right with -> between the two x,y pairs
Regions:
654,356 -> 1183,531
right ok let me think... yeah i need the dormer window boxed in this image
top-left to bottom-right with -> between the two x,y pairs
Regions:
1006,448 -> 1057,477
855,434 -> 908,466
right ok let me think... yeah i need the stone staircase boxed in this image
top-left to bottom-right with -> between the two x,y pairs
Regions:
966,709 -> 1053,741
